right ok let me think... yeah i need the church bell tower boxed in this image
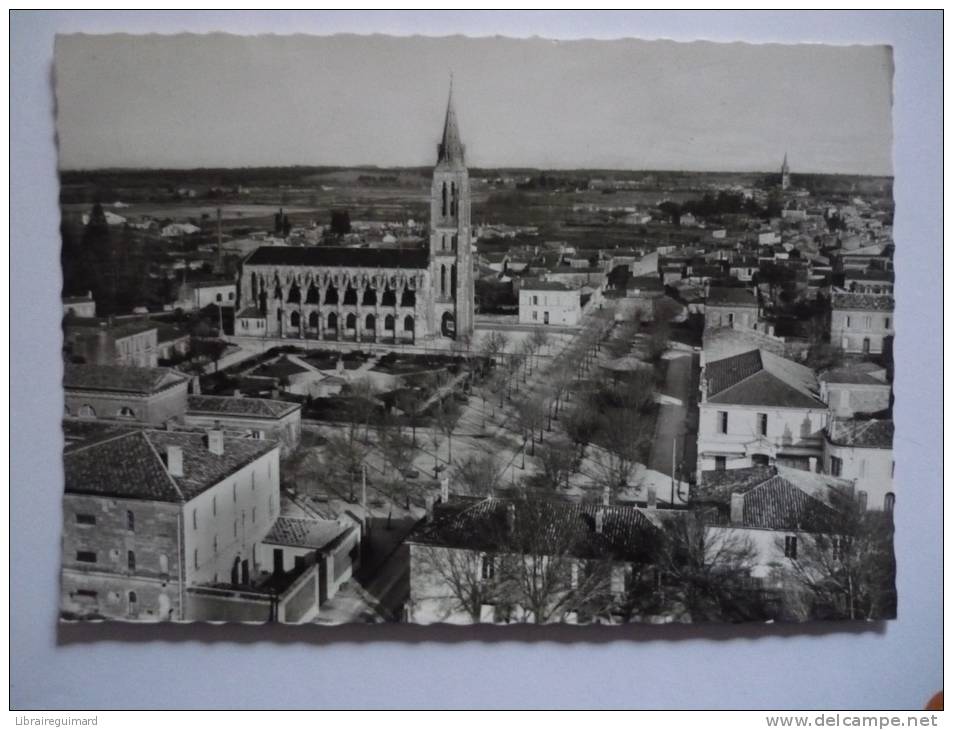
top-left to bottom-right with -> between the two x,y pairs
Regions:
429,81 -> 474,340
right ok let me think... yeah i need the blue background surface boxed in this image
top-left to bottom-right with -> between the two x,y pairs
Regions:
10,11 -> 942,710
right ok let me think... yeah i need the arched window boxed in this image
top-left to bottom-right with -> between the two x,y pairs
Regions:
128,591 -> 137,608
401,289 -> 416,307
451,263 -> 457,299
365,313 -> 376,331
327,312 -> 338,331
216,293 -> 223,303
346,313 -> 356,330
441,181 -> 448,217
324,284 -> 338,305
362,287 -> 377,306
117,406 -> 136,419
126,510 -> 135,532
343,286 -> 358,305
287,283 -> 301,304
404,315 -> 414,332
250,272 -> 258,300
440,265 -> 447,297
305,284 -> 320,304
884,492 -> 895,512
385,314 -> 395,332
442,234 -> 448,251
273,283 -> 283,300
159,554 -> 169,575
441,312 -> 455,337
290,311 -> 301,328
381,286 -> 396,307
127,551 -> 136,571
308,311 -> 320,329
450,182 -> 457,216
79,404 -> 96,419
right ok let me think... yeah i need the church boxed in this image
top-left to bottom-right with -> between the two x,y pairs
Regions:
235,86 -> 475,346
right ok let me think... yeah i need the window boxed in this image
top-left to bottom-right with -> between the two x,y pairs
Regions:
75,513 -> 96,525
758,413 -> 768,437
232,483 -> 237,503
216,293 -> 223,303
718,411 -> 728,434
532,296 -> 538,305
194,549 -> 199,569
829,456 -> 843,477
884,493 -> 895,512
212,496 -> 217,516
128,591 -> 138,608
845,316 -> 852,328
784,536 -> 798,559
117,406 -> 136,419
864,316 -> 872,328
481,554 -> 495,580
127,551 -> 136,571
76,589 -> 98,599
532,311 -> 537,321
228,292 -> 235,301
192,509 -> 198,530
727,312 -> 734,325
126,510 -> 135,532
714,456 -> 726,471
76,551 -> 97,563
884,317 -> 891,329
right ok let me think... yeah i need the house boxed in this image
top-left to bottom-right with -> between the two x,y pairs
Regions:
61,428 -> 285,622
518,280 -> 582,326
63,318 -> 159,368
697,349 -> 829,476
235,307 -> 267,335
830,291 -> 894,355
823,419 -> 895,512
704,287 -> 759,331
185,395 -> 303,454
175,279 -> 237,311
407,495 -> 661,625
702,322 -> 809,365
63,363 -> 190,426
63,292 -> 96,319
696,465 -> 850,590
818,364 -> 891,418
729,256 -> 759,283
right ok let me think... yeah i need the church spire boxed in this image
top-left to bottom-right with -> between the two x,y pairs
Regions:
437,77 -> 465,167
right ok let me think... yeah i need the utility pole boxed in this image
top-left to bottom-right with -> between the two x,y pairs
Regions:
671,436 -> 677,505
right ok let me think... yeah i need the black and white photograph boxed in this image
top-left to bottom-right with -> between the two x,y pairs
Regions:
55,32 -> 899,627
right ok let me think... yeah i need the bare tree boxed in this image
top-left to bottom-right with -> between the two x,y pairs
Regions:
534,440 -> 577,491
322,421 -> 370,502
394,387 -> 424,447
452,452 -> 507,497
411,546 -> 501,623
434,397 -> 462,465
563,406 -> 601,461
528,326 -> 550,369
479,330 -> 509,366
778,494 -> 896,621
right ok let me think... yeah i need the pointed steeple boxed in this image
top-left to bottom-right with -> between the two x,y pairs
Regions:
437,77 -> 465,167
781,152 -> 789,174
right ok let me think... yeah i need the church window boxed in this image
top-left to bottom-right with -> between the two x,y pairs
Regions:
440,265 -> 447,297
442,182 -> 448,217
404,315 -> 414,332
290,311 -> 301,328
327,312 -> 338,331
385,314 -> 395,331
346,313 -> 356,330
308,311 -> 320,329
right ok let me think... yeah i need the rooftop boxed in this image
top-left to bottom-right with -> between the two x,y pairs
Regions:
706,287 -> 758,307
245,245 -> 429,270
831,291 -> 895,312
521,279 -> 577,292
263,516 -> 353,551
187,395 -> 301,420
819,364 -> 888,386
409,496 -> 660,562
63,317 -> 158,339
704,349 -> 824,409
64,363 -> 189,395
826,418 -> 894,449
64,430 -> 278,502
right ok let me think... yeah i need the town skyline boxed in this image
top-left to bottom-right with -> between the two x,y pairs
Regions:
55,34 -> 893,175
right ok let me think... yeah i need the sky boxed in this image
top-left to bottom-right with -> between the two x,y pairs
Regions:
54,33 -> 894,175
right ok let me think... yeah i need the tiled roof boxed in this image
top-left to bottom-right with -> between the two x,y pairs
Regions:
826,418 -> 894,449
705,349 -> 824,409
187,395 -> 300,420
245,245 -> 429,270
236,307 -> 265,319
845,270 -> 894,283
831,292 -> 895,312
521,279 -> 576,292
707,287 -> 758,307
251,356 -> 309,379
64,318 -> 157,339
263,516 -> 351,550
62,420 -> 138,454
64,364 -> 189,395
409,496 -> 660,561
819,364 -> 888,386
697,466 -> 840,531
64,430 -> 277,502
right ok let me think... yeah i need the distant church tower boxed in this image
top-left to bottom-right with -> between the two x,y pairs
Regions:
780,152 -> 791,191
429,82 -> 474,340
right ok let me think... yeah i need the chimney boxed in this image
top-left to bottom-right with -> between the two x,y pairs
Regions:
440,477 -> 449,503
595,508 -> 605,534
207,428 -> 225,456
506,503 -> 516,533
808,457 -> 817,473
166,445 -> 184,478
233,389 -> 242,398
647,488 -> 657,510
730,493 -> 744,525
